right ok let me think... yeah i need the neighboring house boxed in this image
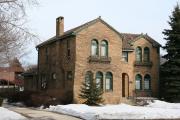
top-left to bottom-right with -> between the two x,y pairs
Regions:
22,65 -> 38,91
34,16 -> 160,104
0,58 -> 24,92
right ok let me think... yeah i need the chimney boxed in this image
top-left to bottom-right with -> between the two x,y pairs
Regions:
56,16 -> 64,36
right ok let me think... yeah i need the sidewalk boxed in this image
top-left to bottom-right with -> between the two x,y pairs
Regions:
3,103 -> 81,120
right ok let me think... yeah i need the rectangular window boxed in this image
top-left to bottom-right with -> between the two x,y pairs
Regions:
122,52 -> 128,62
144,80 -> 150,90
105,78 -> 110,90
136,80 -> 140,90
96,78 -> 101,88
67,40 -> 71,58
67,71 -> 73,80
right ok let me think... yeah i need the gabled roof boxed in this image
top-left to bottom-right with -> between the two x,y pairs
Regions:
121,33 -> 161,51
37,17 -> 122,48
121,33 -> 140,50
37,17 -> 161,49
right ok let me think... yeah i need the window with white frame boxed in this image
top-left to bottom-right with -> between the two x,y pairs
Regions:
135,74 -> 142,90
96,71 -> 103,89
122,51 -> 128,62
101,40 -> 108,57
136,47 -> 142,62
144,47 -> 150,62
144,74 -> 151,90
91,40 -> 98,56
105,72 -> 113,91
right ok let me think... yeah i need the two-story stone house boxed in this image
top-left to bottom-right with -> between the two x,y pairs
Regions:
35,16 -> 160,104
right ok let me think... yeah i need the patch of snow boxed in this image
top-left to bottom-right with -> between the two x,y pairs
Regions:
0,107 -> 27,120
147,100 -> 180,109
47,100 -> 180,120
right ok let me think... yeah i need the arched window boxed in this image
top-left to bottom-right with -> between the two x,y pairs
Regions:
144,47 -> 150,62
85,71 -> 93,86
144,74 -> 151,90
105,72 -> 113,91
135,74 -> 142,90
136,47 -> 142,62
101,40 -> 108,57
91,39 -> 98,56
96,71 -> 103,89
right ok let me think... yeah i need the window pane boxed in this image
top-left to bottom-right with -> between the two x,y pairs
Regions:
136,47 -> 142,62
144,47 -> 150,62
106,78 -> 110,90
135,74 -> 142,90
105,72 -> 113,91
136,80 -> 140,89
122,52 -> 128,62
101,46 -> 106,56
91,45 -> 97,56
101,41 -> 108,57
144,80 -> 150,89
96,72 -> 103,89
144,75 -> 151,90
96,78 -> 101,88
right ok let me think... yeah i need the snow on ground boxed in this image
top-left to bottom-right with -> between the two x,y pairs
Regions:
147,100 -> 180,109
47,100 -> 180,120
0,107 -> 27,120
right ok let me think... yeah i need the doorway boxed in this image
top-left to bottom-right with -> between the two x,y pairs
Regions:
122,73 -> 129,97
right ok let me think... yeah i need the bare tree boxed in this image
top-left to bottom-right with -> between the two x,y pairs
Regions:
0,0 -> 39,66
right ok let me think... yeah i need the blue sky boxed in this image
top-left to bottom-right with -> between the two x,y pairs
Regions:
24,0 -> 180,65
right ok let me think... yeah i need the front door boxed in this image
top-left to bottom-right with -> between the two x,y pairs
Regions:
122,73 -> 129,97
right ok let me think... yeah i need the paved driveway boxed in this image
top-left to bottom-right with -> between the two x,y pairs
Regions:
3,104 -> 81,120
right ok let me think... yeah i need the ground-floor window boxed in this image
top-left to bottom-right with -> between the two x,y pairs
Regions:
144,74 -> 151,90
135,74 -> 142,90
84,71 -> 113,92
96,71 -> 103,89
105,72 -> 113,91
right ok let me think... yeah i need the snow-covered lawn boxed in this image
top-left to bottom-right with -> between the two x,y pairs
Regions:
0,107 -> 27,120
47,100 -> 180,120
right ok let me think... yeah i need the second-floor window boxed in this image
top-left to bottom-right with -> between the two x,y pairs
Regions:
144,47 -> 150,62
91,39 -> 98,56
101,40 -> 108,57
122,52 -> 128,62
136,47 -> 142,62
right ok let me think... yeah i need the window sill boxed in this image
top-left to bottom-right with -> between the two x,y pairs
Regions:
88,56 -> 111,63
134,61 -> 153,67
105,89 -> 113,92
135,89 -> 152,91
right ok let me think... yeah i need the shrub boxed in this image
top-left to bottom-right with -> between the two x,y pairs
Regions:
79,79 -> 104,106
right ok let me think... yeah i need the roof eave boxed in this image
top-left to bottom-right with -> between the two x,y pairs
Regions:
36,33 -> 75,48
